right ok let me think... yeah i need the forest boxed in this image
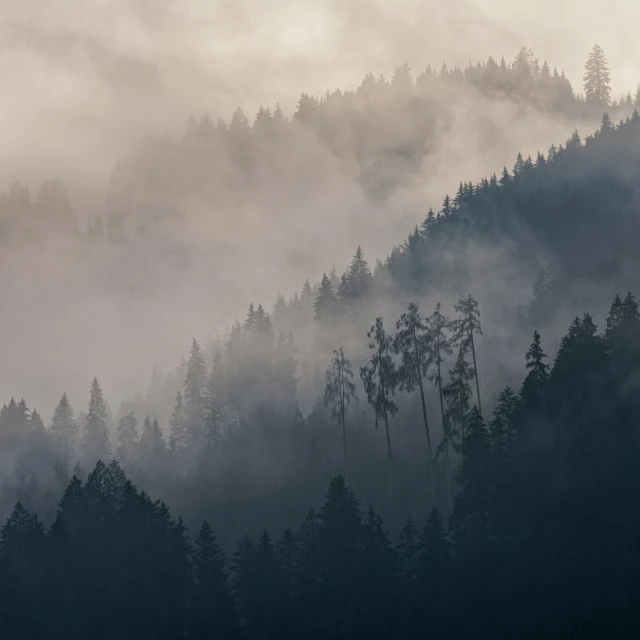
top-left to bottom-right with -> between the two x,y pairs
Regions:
2,43 -> 640,636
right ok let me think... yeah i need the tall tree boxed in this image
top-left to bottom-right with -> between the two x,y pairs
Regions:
361,318 -> 398,509
190,522 -> 238,639
184,339 -> 207,462
82,378 -> 111,466
427,303 -> 454,513
116,412 -> 139,469
453,294 -> 483,416
583,44 -> 611,106
442,345 -> 474,442
169,391 -> 187,465
520,330 -> 550,412
394,302 -> 436,503
50,392 -> 78,471
139,416 -> 166,471
314,273 -> 336,325
324,348 -> 357,483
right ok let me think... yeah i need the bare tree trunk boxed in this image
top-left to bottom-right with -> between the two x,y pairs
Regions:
383,409 -> 393,511
436,332 -> 453,516
468,320 -> 482,417
413,330 -> 436,505
340,366 -> 349,484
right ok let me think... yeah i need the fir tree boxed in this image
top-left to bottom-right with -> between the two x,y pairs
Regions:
520,330 -> 550,412
82,378 -> 111,466
116,412 -> 139,469
453,294 -> 483,416
584,44 -> 611,106
361,318 -> 398,509
324,348 -> 357,483
169,391 -> 187,464
314,273 -> 336,325
50,392 -> 79,471
394,302 -> 436,503
190,522 -> 238,639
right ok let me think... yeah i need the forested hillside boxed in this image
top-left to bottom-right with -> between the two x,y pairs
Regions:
3,291 -> 640,637
2,42 -> 640,636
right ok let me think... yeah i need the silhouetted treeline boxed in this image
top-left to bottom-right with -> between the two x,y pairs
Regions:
3,291 -> 640,637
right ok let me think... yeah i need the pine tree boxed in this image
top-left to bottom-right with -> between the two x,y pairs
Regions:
50,393 -> 79,471
361,318 -> 398,509
82,378 -> 111,466
139,416 -> 165,471
184,339 -> 207,462
453,294 -> 483,416
442,345 -> 474,442
346,246 -> 373,299
190,522 -> 238,639
584,44 -> 611,106
314,273 -> 336,325
520,330 -> 550,412
394,302 -> 436,503
169,391 -> 187,464
452,406 -> 492,554
116,412 -> 139,469
324,348 -> 357,482
427,303 -> 454,513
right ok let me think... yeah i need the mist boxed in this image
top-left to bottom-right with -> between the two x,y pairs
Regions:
3,0 -> 635,416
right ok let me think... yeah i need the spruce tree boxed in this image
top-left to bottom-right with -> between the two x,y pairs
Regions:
427,303 -> 454,513
82,378 -> 111,466
442,345 -> 474,442
190,522 -> 238,639
184,339 -> 207,462
169,391 -> 187,465
520,330 -> 550,412
324,348 -> 357,483
394,302 -> 436,503
50,392 -> 79,471
583,44 -> 611,106
453,294 -> 483,416
116,412 -> 139,469
314,273 -> 336,325
360,318 -> 398,509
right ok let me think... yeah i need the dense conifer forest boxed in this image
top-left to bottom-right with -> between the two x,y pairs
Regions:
3,44 -> 640,636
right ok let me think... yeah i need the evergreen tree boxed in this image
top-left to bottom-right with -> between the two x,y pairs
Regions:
169,391 -> 187,464
584,44 -> 611,106
50,392 -> 79,471
184,339 -> 207,463
314,273 -> 336,325
427,303 -> 454,513
324,348 -> 357,483
394,302 -> 436,503
82,378 -> 111,466
190,522 -> 238,639
520,330 -> 550,412
117,412 -> 139,469
360,318 -> 398,509
453,294 -> 483,416
442,345 -> 474,442
139,416 -> 165,471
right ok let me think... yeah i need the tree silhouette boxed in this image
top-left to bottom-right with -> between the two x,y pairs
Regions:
324,348 -> 357,483
394,302 -> 436,503
361,318 -> 398,509
584,44 -> 611,106
453,294 -> 483,416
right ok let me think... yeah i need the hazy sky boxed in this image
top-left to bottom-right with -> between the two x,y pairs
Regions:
1,0 -> 638,201
1,0 -> 638,415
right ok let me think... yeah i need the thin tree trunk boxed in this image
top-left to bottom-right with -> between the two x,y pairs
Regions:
413,329 -> 436,505
379,344 -> 393,511
340,366 -> 349,484
436,330 -> 453,516
468,320 -> 482,417
383,409 -> 393,511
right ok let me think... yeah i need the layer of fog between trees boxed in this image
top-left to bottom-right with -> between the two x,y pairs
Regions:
0,37 -> 636,440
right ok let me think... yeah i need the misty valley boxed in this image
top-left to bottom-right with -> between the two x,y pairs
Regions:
2,40 -> 640,638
